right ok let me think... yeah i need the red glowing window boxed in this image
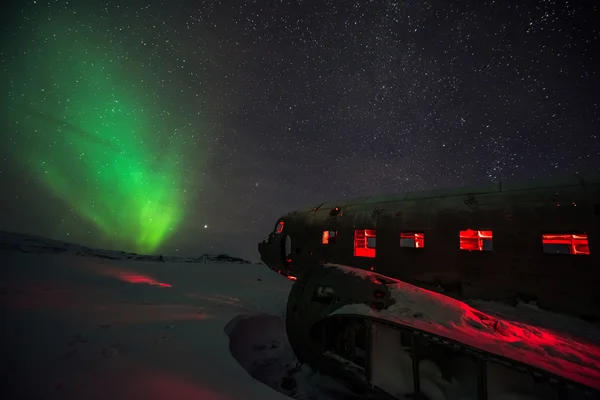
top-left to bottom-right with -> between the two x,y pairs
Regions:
275,221 -> 284,234
322,230 -> 337,244
542,233 -> 589,255
400,233 -> 425,248
459,229 -> 493,251
354,229 -> 376,258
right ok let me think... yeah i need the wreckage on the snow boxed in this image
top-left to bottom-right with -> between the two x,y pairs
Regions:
258,174 -> 600,399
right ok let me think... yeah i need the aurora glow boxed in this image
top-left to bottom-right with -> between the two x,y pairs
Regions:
4,20 -> 189,253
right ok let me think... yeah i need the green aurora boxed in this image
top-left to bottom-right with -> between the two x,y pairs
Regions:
3,21 -> 191,253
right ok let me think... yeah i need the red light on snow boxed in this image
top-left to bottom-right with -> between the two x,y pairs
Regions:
354,229 -> 376,258
459,229 -> 493,251
287,275 -> 297,281
89,265 -> 172,288
275,221 -> 284,234
331,264 -> 600,390
542,233 -> 590,255
120,274 -> 172,288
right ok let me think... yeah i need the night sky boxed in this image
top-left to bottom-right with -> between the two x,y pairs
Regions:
0,0 -> 598,261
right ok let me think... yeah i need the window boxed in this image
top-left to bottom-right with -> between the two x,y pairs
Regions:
542,233 -> 589,255
322,230 -> 338,244
282,235 -> 292,264
275,221 -> 284,234
354,229 -> 376,258
459,229 -> 493,251
400,232 -> 425,248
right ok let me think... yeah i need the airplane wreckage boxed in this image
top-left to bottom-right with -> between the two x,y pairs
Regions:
258,174 -> 600,399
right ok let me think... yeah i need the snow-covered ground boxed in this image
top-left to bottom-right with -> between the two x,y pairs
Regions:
0,232 -> 372,400
1,232 -> 599,400
0,233 -> 272,399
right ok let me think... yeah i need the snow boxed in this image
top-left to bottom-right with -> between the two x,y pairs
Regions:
370,323 -> 421,396
369,323 -> 570,400
0,232 -> 294,400
466,299 -> 600,344
2,234 -> 599,400
0,232 -> 375,400
327,264 -> 600,394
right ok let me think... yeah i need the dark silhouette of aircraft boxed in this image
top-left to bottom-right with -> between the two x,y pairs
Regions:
258,174 -> 600,399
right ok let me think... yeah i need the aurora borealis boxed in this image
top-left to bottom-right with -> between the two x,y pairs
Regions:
1,1 -> 599,260
2,16 -> 191,253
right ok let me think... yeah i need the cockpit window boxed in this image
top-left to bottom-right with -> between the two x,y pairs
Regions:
275,221 -> 284,234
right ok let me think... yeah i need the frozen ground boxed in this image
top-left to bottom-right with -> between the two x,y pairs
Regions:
0,232 -> 372,400
1,232 -> 599,400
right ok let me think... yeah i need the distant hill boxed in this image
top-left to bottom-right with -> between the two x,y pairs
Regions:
0,231 -> 252,264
